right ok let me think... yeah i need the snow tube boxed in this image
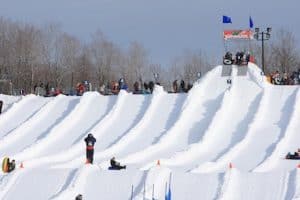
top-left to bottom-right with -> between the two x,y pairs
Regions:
108,166 -> 126,170
223,59 -> 233,65
2,157 -> 9,173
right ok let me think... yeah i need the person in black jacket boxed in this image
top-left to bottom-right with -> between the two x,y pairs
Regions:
109,157 -> 126,170
148,81 -> 154,94
286,151 -> 300,159
84,133 -> 96,164
8,159 -> 15,172
0,100 -> 3,114
75,194 -> 83,200
180,80 -> 186,93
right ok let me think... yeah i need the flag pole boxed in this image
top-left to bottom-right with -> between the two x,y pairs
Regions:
222,15 -> 226,56
169,172 -> 172,190
165,172 -> 172,200
152,184 -> 155,200
248,16 -> 251,54
131,185 -> 134,200
165,182 -> 168,198
143,182 -> 146,200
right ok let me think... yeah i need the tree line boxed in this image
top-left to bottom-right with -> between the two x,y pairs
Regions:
0,17 -> 299,95
0,17 -> 213,94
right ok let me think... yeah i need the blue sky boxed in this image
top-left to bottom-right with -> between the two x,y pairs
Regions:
0,0 -> 299,66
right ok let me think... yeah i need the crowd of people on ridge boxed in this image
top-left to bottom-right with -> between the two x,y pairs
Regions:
10,76 -> 196,97
172,79 -> 193,93
99,78 -> 193,95
267,69 -> 300,85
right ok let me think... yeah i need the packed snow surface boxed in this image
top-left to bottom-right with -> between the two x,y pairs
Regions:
0,63 -> 299,200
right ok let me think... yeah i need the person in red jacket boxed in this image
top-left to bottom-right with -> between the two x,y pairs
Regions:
84,133 -> 96,164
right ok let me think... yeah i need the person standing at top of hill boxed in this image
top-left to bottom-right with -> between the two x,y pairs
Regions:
84,133 -> 96,164
148,81 -> 154,93
172,80 -> 178,93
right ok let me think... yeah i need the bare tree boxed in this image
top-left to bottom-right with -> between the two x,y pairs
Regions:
169,50 -> 209,84
117,41 -> 148,89
90,31 -> 119,87
59,33 -> 81,90
39,23 -> 64,88
270,29 -> 299,73
9,23 -> 41,92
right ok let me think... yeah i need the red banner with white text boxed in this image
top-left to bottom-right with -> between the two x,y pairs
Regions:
223,30 -> 253,40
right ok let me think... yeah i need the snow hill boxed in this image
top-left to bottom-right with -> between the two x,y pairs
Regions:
0,63 -> 300,200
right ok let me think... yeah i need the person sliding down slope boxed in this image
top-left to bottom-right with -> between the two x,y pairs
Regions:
109,157 -> 126,170
286,150 -> 300,160
84,133 -> 96,164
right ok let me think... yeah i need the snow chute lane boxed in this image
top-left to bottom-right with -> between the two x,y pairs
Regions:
117,91 -> 186,157
62,90 -> 152,167
84,169 -> 144,200
1,168 -> 75,200
0,95 -> 79,156
23,92 -> 122,167
97,86 -> 186,169
122,66 -> 228,168
0,95 -> 50,139
253,87 -> 300,172
218,169 -> 289,200
194,73 -> 298,173
45,165 -> 95,200
13,92 -> 113,161
161,66 -> 262,170
94,91 -> 151,153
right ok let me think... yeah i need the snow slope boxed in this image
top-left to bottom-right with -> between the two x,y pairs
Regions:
159,65 -> 262,170
0,95 -> 50,139
0,95 -> 21,114
0,63 -> 300,200
123,65 -> 228,168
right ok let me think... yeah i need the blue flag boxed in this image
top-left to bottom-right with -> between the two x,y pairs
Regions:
249,16 -> 254,28
223,15 -> 232,23
165,173 -> 172,200
165,187 -> 171,200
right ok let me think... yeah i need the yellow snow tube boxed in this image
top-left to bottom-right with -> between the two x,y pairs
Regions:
2,157 -> 9,173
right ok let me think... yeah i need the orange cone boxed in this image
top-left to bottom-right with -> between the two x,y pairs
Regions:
157,160 -> 160,166
20,162 -> 24,168
229,162 -> 233,169
297,163 -> 300,169
85,159 -> 90,164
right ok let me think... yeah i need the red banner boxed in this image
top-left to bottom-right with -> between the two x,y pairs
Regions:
223,30 -> 253,40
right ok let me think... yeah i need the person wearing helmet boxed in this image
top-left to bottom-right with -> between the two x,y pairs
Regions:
84,133 -> 96,164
